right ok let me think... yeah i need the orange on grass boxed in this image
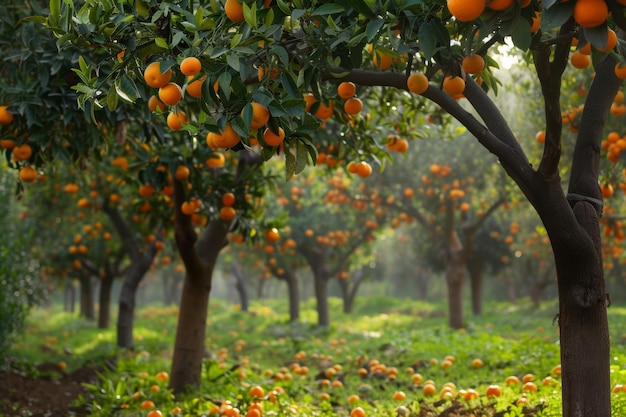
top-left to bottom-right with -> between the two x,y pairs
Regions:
422,383 -> 437,396
186,75 -> 207,98
140,400 -> 156,410
12,143 -> 32,161
263,126 -> 285,146
485,384 -> 502,398
147,411 -> 163,417
207,152 -> 226,168
392,391 -> 406,401
180,57 -> 202,76
573,0 -> 608,28
159,82 -> 183,106
143,62 -> 173,88
615,63 -> 626,79
246,102 -> 270,129
522,382 -> 538,392
443,75 -> 465,96
222,192 -> 236,206
0,105 -> 14,125
19,166 -> 37,183
462,54 -> 485,74
570,51 -> 591,69
343,97 -> 363,115
174,164 -> 191,180
148,95 -> 166,112
447,0 -> 485,22
225,0 -> 245,22
337,82 -> 356,99
220,205 -> 237,221
487,0 -> 514,10
167,110 -> 188,131
350,407 -> 366,417
407,72 -> 429,94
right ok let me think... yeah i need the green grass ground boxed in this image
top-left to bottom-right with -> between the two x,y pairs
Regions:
7,296 -> 626,416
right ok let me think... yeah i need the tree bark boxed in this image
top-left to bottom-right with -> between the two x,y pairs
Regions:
467,258 -> 484,316
313,275 -> 329,327
445,259 -> 465,329
64,280 -> 75,313
98,273 -> 114,329
285,272 -> 300,323
231,262 -> 249,312
78,275 -> 94,320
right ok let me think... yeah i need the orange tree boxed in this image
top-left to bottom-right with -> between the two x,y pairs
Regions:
45,0 -> 626,413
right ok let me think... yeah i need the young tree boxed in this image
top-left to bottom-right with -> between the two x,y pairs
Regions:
40,0 -> 626,414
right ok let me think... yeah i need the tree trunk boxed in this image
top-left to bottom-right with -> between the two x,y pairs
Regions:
445,259 -> 465,329
79,276 -> 94,320
97,274 -> 114,329
313,275 -> 329,327
467,259 -> 484,316
169,270 -> 212,393
64,280 -> 75,313
231,262 -> 249,312
117,261 -> 152,348
337,278 -> 350,313
285,272 -> 299,323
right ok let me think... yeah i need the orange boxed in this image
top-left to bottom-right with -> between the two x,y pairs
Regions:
139,184 -> 156,198
0,139 -> 16,149
216,124 -> 241,148
407,72 -> 429,94
599,29 -> 618,52
447,0 -> 485,22
0,106 -> 14,125
174,164 -> 191,180
536,131 -> 545,143
181,201 -> 196,215
167,110 -> 188,130
392,391 -> 406,401
530,11 -> 541,32
615,63 -> 626,79
570,51 -> 591,69
247,102 -> 270,129
147,411 -> 163,417
148,95 -> 166,112
462,54 -> 485,74
505,375 -> 520,386
265,228 -> 280,242
355,161 -> 372,178
140,400 -> 156,410
443,75 -> 465,96
314,101 -> 334,120
222,192 -> 236,206
186,75 -> 207,98
143,62 -> 173,88
485,384 -> 502,398
601,183 -> 614,198
257,65 -> 280,81
180,57 -> 202,76
206,132 -> 220,149
337,82 -> 356,99
207,152 -> 226,168
372,51 -> 392,70
12,143 -> 32,161
159,82 -> 183,106
522,382 -> 538,392
220,206 -> 236,221
225,0 -> 245,22
303,93 -> 317,112
573,0 -> 608,28
422,383 -> 437,396
19,166 -> 37,183
263,126 -> 285,146
487,0 -> 514,10
343,97 -> 363,115
350,407 -> 366,417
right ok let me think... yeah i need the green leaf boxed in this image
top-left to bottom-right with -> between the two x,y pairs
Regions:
115,75 -> 139,103
584,25 -> 609,51
511,18 -> 532,51
295,141 -> 309,174
418,23 -> 437,60
312,4 -> 345,15
227,54 -> 240,72
106,87 -> 119,111
155,37 -> 169,49
241,103 -> 253,132
285,151 -> 296,180
540,1 -> 574,33
366,18 -> 385,43
244,2 -> 257,29
277,0 -> 291,15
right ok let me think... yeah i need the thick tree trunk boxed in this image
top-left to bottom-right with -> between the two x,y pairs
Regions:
337,278 -> 351,313
313,276 -> 329,327
231,262 -> 249,312
79,276 -> 94,320
445,261 -> 465,329
64,280 -> 75,313
98,274 -> 114,329
285,273 -> 299,323
169,270 -> 212,393
467,259 -> 484,316
117,261 -> 152,348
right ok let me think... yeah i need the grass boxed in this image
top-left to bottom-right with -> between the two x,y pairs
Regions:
7,296 -> 626,416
